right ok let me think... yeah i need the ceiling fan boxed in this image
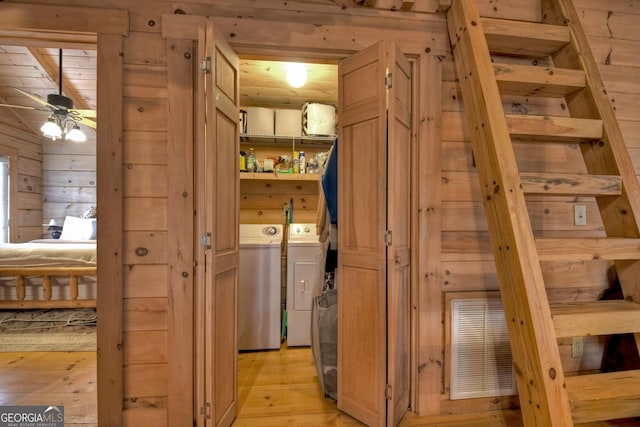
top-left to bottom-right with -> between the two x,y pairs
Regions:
0,49 -> 96,141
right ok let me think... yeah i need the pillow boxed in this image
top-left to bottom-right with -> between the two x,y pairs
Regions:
59,216 -> 97,240
82,206 -> 97,219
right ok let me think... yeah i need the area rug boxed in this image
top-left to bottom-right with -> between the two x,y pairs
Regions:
0,309 -> 96,352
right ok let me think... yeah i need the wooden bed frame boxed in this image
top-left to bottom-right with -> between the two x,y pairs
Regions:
0,266 -> 97,309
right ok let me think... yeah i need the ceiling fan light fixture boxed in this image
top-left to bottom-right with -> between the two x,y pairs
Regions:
66,123 -> 87,143
41,117 -> 63,140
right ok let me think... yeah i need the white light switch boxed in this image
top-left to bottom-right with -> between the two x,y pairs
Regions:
574,205 -> 587,226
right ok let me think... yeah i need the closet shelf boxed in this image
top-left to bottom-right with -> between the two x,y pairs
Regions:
241,134 -> 335,146
240,172 -> 320,181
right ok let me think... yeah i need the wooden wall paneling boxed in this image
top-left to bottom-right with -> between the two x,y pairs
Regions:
442,140 -> 588,173
601,66 -> 640,94
608,91 -> 640,121
124,64 -> 167,92
123,98 -> 168,132
123,197 -> 168,231
17,174 -> 41,194
42,170 -> 95,187
123,231 -> 168,264
41,153 -> 96,171
96,32 -> 125,427
123,164 -> 168,197
162,14 -> 446,58
123,130 -> 168,165
441,259 -> 613,291
476,0 -> 542,21
123,264 -> 169,299
620,120 -> 640,150
17,192 -> 41,210
163,2 -> 447,33
578,6 -> 640,41
124,364 -> 168,398
239,209 -> 315,224
416,53 -> 443,415
18,156 -> 41,177
441,200 -> 605,232
587,36 -> 640,68
122,408 -> 167,427
43,186 -> 97,204
124,330 -> 168,364
124,297 -> 168,332
166,36 -> 195,426
0,3 -> 128,37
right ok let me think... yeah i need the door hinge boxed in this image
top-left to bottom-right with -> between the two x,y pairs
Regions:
200,402 -> 211,419
200,56 -> 211,74
385,384 -> 393,400
385,230 -> 392,246
385,72 -> 392,89
200,232 -> 212,249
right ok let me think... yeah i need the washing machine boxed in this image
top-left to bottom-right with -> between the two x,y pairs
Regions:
238,224 -> 283,351
286,223 -> 323,346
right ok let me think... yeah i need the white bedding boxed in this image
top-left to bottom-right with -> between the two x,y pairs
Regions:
0,240 -> 96,268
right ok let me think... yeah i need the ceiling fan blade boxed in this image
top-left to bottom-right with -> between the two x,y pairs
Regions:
75,116 -> 97,129
70,108 -> 97,118
14,88 -> 57,110
0,103 -> 47,112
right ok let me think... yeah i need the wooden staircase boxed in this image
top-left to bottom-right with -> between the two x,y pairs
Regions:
447,1 -> 640,425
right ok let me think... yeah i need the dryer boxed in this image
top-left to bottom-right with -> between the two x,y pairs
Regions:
286,223 -> 322,346
238,224 -> 283,351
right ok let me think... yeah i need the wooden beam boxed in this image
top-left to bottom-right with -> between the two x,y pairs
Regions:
0,3 -> 128,36
27,47 -> 93,111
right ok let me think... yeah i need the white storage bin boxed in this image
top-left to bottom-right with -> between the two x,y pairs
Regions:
302,103 -> 336,136
275,109 -> 302,137
246,107 -> 274,135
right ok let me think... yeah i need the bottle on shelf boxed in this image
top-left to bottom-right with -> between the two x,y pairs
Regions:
299,151 -> 306,174
246,147 -> 257,172
239,150 -> 247,172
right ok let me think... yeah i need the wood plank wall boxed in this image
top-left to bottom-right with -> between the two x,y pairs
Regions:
2,0 -> 639,425
42,131 -> 97,234
0,115 -> 42,242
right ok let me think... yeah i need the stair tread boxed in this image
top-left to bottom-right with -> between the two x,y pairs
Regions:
482,17 -> 570,56
505,114 -> 603,142
567,370 -> 640,423
494,63 -> 586,97
551,300 -> 640,338
536,237 -> 640,261
520,172 -> 621,196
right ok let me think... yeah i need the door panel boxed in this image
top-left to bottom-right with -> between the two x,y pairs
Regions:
197,20 -> 240,427
386,42 -> 412,427
338,40 -> 411,427
338,41 -> 388,427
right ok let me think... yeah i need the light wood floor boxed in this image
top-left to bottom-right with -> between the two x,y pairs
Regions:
0,349 -> 638,426
0,351 -> 96,426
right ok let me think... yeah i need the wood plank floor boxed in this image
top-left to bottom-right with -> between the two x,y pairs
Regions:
0,351 -> 96,426
236,345 -> 640,427
0,349 -> 638,426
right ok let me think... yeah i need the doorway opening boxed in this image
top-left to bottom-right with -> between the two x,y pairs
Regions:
0,43 -> 98,423
236,57 -> 338,422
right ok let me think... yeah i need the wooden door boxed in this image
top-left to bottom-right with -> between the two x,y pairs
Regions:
195,21 -> 240,427
337,41 -> 411,427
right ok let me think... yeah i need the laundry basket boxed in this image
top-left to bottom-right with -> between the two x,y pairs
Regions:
311,288 -> 338,400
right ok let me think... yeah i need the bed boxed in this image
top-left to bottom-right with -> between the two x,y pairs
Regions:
0,216 -> 97,309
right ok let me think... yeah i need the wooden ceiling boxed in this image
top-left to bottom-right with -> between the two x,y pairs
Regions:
0,44 -> 336,139
239,59 -> 337,109
0,45 -> 96,138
